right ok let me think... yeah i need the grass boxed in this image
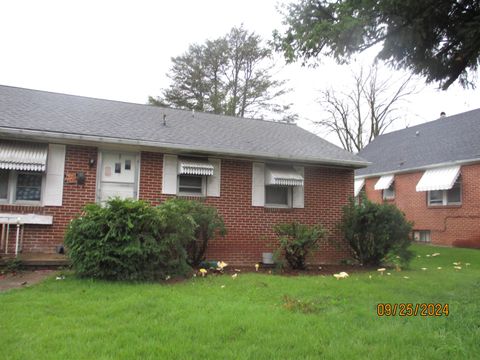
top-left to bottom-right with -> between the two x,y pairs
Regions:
1,244 -> 479,359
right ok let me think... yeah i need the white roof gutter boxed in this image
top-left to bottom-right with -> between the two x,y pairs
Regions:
355,158 -> 480,179
0,127 -> 370,169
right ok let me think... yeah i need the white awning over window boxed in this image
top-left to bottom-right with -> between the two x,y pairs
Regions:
416,165 -> 461,192
0,142 -> 48,172
178,159 -> 214,176
354,178 -> 365,196
265,165 -> 304,186
374,174 -> 394,190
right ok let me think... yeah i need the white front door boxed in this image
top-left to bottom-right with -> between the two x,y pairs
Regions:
98,151 -> 139,203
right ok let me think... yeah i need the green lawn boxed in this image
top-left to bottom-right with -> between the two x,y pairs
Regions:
1,244 -> 479,359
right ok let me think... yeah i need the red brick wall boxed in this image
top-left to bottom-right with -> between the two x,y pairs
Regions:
364,163 -> 480,246
2,146 -> 355,265
0,145 -> 97,254
139,152 -> 354,265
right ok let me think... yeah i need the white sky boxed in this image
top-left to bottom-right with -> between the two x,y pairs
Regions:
1,0 -> 479,147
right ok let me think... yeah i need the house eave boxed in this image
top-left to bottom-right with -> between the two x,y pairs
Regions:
0,127 -> 370,169
355,158 -> 480,179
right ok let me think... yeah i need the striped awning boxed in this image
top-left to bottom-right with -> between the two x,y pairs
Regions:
0,142 -> 48,171
374,174 -> 394,190
354,178 -> 365,196
178,160 -> 214,176
416,165 -> 461,192
265,165 -> 304,186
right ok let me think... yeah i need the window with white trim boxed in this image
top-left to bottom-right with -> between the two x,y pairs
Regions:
0,169 -> 44,204
382,182 -> 395,200
428,178 -> 461,206
177,174 -> 206,196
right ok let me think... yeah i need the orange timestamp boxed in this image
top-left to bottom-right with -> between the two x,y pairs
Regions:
377,303 -> 449,317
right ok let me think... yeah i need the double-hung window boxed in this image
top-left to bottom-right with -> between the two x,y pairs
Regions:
178,174 -> 205,196
176,158 -> 214,197
265,185 -> 292,207
252,164 -> 304,208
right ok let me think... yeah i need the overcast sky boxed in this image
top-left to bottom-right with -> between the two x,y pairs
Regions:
1,0 -> 479,147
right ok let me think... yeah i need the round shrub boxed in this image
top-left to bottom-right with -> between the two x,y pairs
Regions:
274,222 -> 327,269
159,199 -> 226,266
65,198 -> 194,280
340,196 -> 413,266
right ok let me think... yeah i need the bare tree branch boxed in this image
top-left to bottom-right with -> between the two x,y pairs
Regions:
315,64 -> 416,152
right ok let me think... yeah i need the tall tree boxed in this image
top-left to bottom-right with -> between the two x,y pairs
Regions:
149,26 -> 296,122
274,0 -> 480,90
315,65 -> 414,153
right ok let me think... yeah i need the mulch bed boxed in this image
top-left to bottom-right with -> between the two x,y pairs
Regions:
195,264 -> 373,277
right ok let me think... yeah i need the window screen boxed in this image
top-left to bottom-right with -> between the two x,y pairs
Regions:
414,230 -> 431,243
178,175 -> 203,194
428,190 -> 443,205
265,186 -> 289,206
383,183 -> 395,199
447,180 -> 461,204
16,172 -> 42,201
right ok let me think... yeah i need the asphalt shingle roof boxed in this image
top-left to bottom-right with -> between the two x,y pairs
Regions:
356,108 -> 480,176
0,85 -> 366,167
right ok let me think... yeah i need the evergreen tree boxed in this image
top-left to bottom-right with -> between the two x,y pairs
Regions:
274,0 -> 480,90
150,26 -> 296,122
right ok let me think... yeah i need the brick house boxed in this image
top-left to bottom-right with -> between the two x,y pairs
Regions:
0,85 -> 367,265
355,109 -> 480,248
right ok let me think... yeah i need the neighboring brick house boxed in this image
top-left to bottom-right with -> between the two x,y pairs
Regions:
355,109 -> 480,248
0,85 -> 367,265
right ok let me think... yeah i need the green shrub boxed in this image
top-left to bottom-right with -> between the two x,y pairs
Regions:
340,197 -> 413,267
64,198 -> 194,281
274,222 -> 327,269
157,199 -> 226,267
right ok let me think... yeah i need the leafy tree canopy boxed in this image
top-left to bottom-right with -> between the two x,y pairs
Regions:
274,0 -> 480,90
150,25 -> 297,122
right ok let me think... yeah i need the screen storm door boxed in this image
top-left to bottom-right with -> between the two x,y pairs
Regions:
98,151 -> 139,203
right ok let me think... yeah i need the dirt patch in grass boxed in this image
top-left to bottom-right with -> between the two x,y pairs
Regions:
0,270 -> 57,292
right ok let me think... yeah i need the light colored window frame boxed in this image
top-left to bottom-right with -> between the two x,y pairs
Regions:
0,169 -> 45,205
265,185 -> 293,208
177,174 -> 206,197
382,182 -> 395,200
427,179 -> 462,206
413,230 -> 431,243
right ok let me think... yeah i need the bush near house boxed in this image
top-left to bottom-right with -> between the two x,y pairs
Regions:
65,198 -> 193,280
163,199 -> 226,266
65,198 -> 226,280
274,222 -> 327,269
340,196 -> 413,267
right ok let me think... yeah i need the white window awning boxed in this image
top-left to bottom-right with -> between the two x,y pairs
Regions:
354,178 -> 365,197
0,142 -> 48,172
416,165 -> 461,192
374,174 -> 394,190
178,159 -> 214,176
265,165 -> 304,186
